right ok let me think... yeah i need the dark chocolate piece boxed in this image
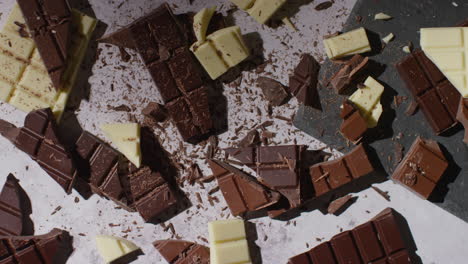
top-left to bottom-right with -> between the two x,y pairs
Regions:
289,54 -> 320,106
330,54 -> 369,94
154,240 -> 209,264
310,144 -> 374,197
288,208 -> 413,264
0,174 -> 31,236
17,0 -> 72,90
396,50 -> 461,134
238,130 -> 261,148
0,109 -> 77,193
457,98 -> 468,144
327,194 -> 353,215
0,228 -> 73,264
142,102 -> 167,123
257,77 -> 289,106
208,160 -> 280,216
314,1 -> 333,11
391,137 -> 448,199
339,100 -> 367,143
98,27 -> 135,49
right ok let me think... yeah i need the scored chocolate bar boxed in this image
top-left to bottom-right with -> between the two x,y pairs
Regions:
288,208 -> 414,264
339,100 -> 367,143
289,54 -> 320,106
329,54 -> 369,94
17,0 -> 72,91
0,108 -> 77,193
154,240 -> 210,264
0,174 -> 31,236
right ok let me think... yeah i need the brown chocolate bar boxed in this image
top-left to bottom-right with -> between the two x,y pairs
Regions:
310,144 -> 374,197
339,100 -> 367,143
257,77 -> 289,106
0,174 -> 31,236
288,208 -> 414,264
396,50 -> 461,134
391,137 -> 448,199
17,0 -> 72,90
154,240 -> 209,264
289,54 -> 320,106
0,228 -> 73,264
0,109 -> 77,193
208,160 -> 280,216
457,98 -> 468,144
329,54 -> 369,94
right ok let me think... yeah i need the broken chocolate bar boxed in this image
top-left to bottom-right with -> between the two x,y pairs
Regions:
257,77 -> 289,106
142,102 -> 167,123
154,240 -> 210,264
329,54 -> 369,94
289,54 -> 320,106
457,98 -> 468,144
0,174 -> 31,236
339,100 -> 367,143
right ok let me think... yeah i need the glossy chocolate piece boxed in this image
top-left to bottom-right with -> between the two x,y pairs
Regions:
457,98 -> 468,144
340,100 -> 367,143
0,174 -> 31,236
330,54 -> 370,94
154,240 -> 209,264
289,54 -> 320,106
391,137 -> 448,199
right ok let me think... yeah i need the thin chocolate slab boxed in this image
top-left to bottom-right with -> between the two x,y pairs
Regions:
289,54 -> 320,106
17,0 -> 72,90
330,54 -> 370,94
257,77 -> 289,106
288,208 -> 414,264
391,137 -> 448,199
0,228 -> 73,264
208,160 -> 280,216
340,100 -> 367,143
457,98 -> 468,144
0,109 -> 77,193
0,174 -> 31,236
154,240 -> 209,264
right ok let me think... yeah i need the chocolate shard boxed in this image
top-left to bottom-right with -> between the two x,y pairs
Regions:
457,98 -> 468,144
142,102 -> 167,123
257,77 -> 289,106
0,228 -> 74,264
208,160 -> 280,216
310,144 -> 374,197
98,27 -> 136,49
17,0 -> 72,90
330,54 -> 370,94
396,49 -> 461,134
289,54 -> 320,106
339,100 -> 367,143
0,109 -> 77,193
391,137 -> 448,199
327,194 -> 353,215
288,208 -> 415,264
154,240 -> 209,264
238,130 -> 261,148
0,174 -> 32,236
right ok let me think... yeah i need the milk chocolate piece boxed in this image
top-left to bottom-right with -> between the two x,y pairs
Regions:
330,54 -> 369,94
17,0 -> 72,90
288,208 -> 413,264
457,98 -> 468,144
154,240 -> 210,264
208,160 -> 280,216
0,174 -> 31,236
98,27 -> 135,49
0,109 -> 77,193
396,50 -> 461,134
0,228 -> 74,264
391,137 -> 448,199
340,100 -> 367,143
142,102 -> 167,123
289,54 -> 320,106
327,194 -> 353,215
310,144 -> 374,197
257,77 -> 289,106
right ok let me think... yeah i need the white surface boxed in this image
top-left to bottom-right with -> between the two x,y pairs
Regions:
0,0 -> 467,263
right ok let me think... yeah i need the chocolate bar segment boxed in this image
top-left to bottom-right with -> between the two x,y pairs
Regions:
340,100 -> 367,143
391,137 -> 448,199
208,160 -> 280,216
154,240 -> 209,264
0,174 -> 31,236
289,54 -> 320,106
330,54 -> 369,94
287,208 -> 414,264
457,98 -> 468,144
396,50 -> 461,134
17,0 -> 72,90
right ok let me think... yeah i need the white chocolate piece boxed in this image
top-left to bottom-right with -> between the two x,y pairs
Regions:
282,17 -> 297,31
95,235 -> 139,263
230,0 -> 286,24
374,12 -> 392,20
323,27 -> 371,59
193,7 -> 216,43
101,123 -> 142,168
421,27 -> 468,97
402,45 -> 411,53
209,219 -> 251,264
382,33 -> 394,44
349,76 -> 384,128
0,5 -> 96,120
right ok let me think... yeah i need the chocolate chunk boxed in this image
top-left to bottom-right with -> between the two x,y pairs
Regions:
327,194 -> 353,215
154,240 -> 209,264
371,186 -> 391,202
142,102 -> 167,123
310,144 -> 374,197
0,109 -> 77,193
17,0 -> 72,91
0,174 -> 31,236
329,54 -> 369,94
208,160 -> 280,216
339,100 -> 367,143
257,77 -> 289,106
289,54 -> 320,106
314,1 -> 333,11
187,164 -> 202,186
238,130 -> 261,148
396,50 -> 461,134
391,137 -> 448,199
457,98 -> 468,144
98,27 -> 135,49
288,208 -> 414,264
0,228 -> 74,264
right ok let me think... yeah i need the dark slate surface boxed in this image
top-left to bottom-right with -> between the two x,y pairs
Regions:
293,0 -> 468,222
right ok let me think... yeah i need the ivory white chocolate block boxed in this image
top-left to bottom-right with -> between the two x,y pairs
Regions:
323,27 -> 371,59
349,76 -> 384,128
0,5 -> 96,120
101,123 -> 142,168
247,0 -> 287,24
209,219 -> 252,264
193,7 -> 216,43
95,235 -> 140,263
421,27 -> 468,97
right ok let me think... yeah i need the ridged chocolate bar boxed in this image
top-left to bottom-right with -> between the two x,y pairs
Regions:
154,240 -> 209,264
0,174 -> 30,236
289,54 -> 320,106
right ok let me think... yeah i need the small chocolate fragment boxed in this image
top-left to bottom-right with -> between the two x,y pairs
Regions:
238,130 -> 261,148
0,109 -> 77,193
98,27 -> 135,49
371,186 -> 391,202
142,102 -> 167,123
329,54 -> 369,94
391,137 -> 448,199
289,54 -> 320,106
154,240 -> 209,264
339,100 -> 367,143
327,195 -> 353,215
187,164 -> 202,186
0,174 -> 31,236
315,1 -> 333,11
208,160 -> 280,216
257,77 -> 289,106
456,98 -> 468,144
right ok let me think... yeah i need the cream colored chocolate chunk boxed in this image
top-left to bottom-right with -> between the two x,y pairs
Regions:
95,235 -> 140,263
193,7 -> 216,43
349,76 -> 384,128
421,27 -> 468,97
209,219 -> 252,264
323,27 -> 371,59
101,123 -> 142,168
230,0 -> 286,24
0,5 -> 96,120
